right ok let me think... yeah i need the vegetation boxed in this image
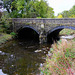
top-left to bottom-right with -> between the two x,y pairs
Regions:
57,5 -> 75,18
0,0 -> 75,75
0,12 -> 2,18
0,33 -> 12,45
2,0 -> 54,18
57,14 -> 63,18
40,29 -> 75,74
0,0 -> 54,45
40,39 -> 75,75
0,13 -> 16,44
59,29 -> 75,35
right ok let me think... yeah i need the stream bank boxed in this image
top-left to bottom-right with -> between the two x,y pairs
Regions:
0,33 -> 13,45
40,36 -> 75,75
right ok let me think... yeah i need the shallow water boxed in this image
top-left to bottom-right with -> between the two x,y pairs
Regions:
0,40 -> 50,75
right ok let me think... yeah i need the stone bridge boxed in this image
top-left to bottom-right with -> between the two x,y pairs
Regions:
8,18 -> 75,43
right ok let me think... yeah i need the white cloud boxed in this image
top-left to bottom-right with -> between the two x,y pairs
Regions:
48,0 -> 75,16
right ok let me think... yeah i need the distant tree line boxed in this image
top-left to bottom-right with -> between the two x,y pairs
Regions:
1,0 -> 54,18
57,5 -> 75,18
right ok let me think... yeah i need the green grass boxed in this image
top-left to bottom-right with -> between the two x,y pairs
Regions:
60,29 -> 75,35
0,33 -> 12,45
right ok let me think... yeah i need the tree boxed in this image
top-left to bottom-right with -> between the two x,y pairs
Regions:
57,5 -> 75,18
69,5 -> 75,18
61,11 -> 69,18
2,0 -> 13,13
57,15 -> 63,18
69,14 -> 75,18
2,0 -> 54,18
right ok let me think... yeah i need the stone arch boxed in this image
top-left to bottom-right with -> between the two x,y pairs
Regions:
17,25 -> 39,34
47,26 -> 75,43
17,25 -> 39,42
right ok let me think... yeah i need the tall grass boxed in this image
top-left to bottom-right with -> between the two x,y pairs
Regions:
0,33 -> 12,45
40,39 -> 75,75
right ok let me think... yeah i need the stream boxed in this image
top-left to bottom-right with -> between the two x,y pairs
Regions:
0,40 -> 50,75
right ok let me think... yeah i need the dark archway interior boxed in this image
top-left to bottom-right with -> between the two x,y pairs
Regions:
47,29 -> 63,44
17,28 -> 39,42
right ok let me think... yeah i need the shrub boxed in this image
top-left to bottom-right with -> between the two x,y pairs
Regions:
10,32 -> 16,36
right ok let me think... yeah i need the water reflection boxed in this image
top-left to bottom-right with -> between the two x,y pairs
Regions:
0,40 -> 50,75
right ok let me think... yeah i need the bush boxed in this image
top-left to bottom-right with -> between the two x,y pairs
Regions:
36,17 -> 41,18
10,32 -> 16,36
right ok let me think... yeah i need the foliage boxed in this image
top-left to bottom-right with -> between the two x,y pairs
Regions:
10,32 -> 16,36
57,15 -> 63,18
69,14 -> 75,18
2,0 -> 54,18
40,39 -> 75,75
0,33 -> 12,45
0,12 -> 12,33
62,11 -> 69,18
37,17 -> 41,18
59,29 -> 75,35
57,5 -> 75,18
2,0 -> 13,13
69,5 -> 75,17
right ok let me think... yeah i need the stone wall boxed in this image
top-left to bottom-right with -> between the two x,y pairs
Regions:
8,18 -> 75,43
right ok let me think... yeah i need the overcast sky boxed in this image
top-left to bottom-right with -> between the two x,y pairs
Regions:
47,0 -> 75,16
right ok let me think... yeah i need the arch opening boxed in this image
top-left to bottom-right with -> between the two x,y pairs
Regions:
47,29 -> 62,44
17,27 -> 39,43
47,26 -> 75,44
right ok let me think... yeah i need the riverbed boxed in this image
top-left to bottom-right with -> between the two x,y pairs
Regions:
0,39 -> 50,75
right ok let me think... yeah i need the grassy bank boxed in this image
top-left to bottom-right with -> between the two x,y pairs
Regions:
59,29 -> 75,35
0,33 -> 12,45
40,39 -> 75,75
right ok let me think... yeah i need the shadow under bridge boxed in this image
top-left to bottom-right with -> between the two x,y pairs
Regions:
47,26 -> 75,44
17,26 -> 39,42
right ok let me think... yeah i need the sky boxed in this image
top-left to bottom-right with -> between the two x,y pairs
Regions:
47,0 -> 75,16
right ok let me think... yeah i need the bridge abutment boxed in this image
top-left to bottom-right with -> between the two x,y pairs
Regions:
39,33 -> 47,44
39,24 -> 47,44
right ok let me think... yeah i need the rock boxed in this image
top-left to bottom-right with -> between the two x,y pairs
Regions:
11,54 -> 14,58
34,50 -> 42,53
47,53 -> 52,57
42,48 -> 46,50
73,34 -> 75,37
40,63 -> 43,67
28,46 -> 35,48
1,52 -> 5,55
44,51 -> 46,53
0,51 -> 2,54
60,35 -> 75,39
46,47 -> 50,50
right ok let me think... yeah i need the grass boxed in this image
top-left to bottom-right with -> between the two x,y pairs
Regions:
0,33 -> 12,45
59,29 -> 75,35
40,39 -> 75,75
